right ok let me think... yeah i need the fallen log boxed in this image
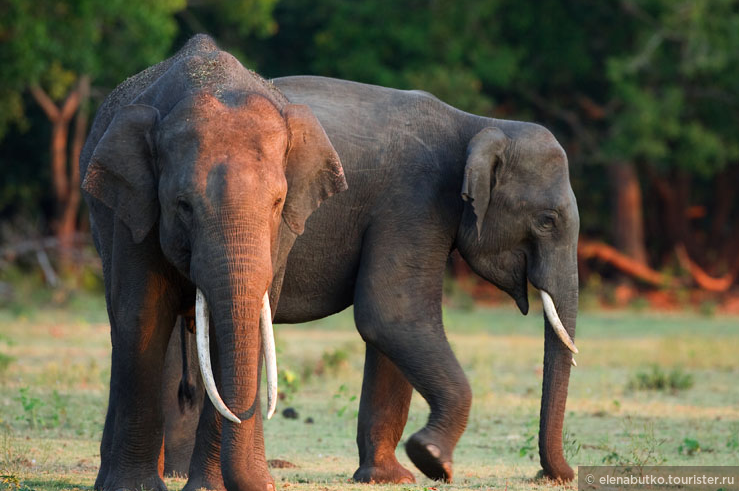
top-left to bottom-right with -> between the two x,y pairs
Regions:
674,244 -> 737,293
578,240 -> 674,287
578,239 -> 738,292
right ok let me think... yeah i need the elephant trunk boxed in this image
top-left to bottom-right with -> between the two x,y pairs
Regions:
196,289 -> 277,423
191,215 -> 275,488
209,270 -> 271,488
538,284 -> 578,481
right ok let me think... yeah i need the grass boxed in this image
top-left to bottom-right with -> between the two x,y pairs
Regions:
0,294 -> 738,490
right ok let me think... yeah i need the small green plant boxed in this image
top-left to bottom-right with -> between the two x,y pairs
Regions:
602,450 -> 621,464
627,365 -> 693,392
321,348 -> 349,373
678,437 -> 701,456
0,474 -> 33,491
0,352 -> 14,375
727,426 -> 739,451
277,368 -> 301,404
15,387 -> 45,429
0,334 -> 15,377
48,390 -> 68,428
563,426 -> 581,461
332,384 -> 357,418
601,419 -> 665,468
627,420 -> 666,467
518,418 -> 538,460
12,388 -> 67,429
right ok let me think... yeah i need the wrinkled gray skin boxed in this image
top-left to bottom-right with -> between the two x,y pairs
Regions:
164,76 -> 579,483
80,36 -> 346,491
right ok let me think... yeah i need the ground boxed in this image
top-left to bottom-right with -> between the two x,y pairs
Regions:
0,292 -> 737,491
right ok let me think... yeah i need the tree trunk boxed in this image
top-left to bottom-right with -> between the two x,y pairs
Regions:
609,162 -> 648,264
30,76 -> 88,267
60,75 -> 90,253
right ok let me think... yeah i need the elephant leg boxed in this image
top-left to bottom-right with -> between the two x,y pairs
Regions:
353,228 -> 471,483
163,318 -> 204,477
94,292 -> 116,490
184,319 -> 225,491
97,237 -> 181,491
101,319 -> 178,490
353,343 -> 415,484
184,398 -> 226,491
184,320 -> 271,491
94,391 -> 116,489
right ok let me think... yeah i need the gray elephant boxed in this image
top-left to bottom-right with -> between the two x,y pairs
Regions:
80,36 -> 346,491
164,75 -> 580,484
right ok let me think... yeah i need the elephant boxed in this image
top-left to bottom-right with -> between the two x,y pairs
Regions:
79,35 -> 347,491
163,75 -> 580,484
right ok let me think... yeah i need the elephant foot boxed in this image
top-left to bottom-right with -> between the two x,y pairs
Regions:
183,475 -> 226,491
185,476 -> 274,491
405,431 -> 453,482
100,471 -> 167,491
353,459 -> 415,484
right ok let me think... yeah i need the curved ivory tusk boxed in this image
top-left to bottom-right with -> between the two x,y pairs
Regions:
196,288 -> 241,424
261,291 -> 278,420
571,357 -> 577,367
540,290 -> 579,354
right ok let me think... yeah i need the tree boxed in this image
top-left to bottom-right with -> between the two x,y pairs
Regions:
246,0 -> 739,289
0,0 -> 186,254
604,0 -> 739,277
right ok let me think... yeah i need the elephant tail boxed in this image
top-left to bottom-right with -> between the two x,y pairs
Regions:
177,316 -> 199,413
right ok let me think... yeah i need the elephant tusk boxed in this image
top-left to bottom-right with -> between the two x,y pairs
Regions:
196,288 -> 241,424
571,357 -> 577,367
540,290 -> 579,354
261,291 -> 278,420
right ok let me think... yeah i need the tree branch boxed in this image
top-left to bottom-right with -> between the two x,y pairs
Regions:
675,244 -> 736,292
29,85 -> 60,120
59,85 -> 81,121
578,239 -> 673,287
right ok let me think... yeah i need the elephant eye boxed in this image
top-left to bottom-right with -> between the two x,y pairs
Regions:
535,212 -> 557,233
273,196 -> 283,212
177,197 -> 193,226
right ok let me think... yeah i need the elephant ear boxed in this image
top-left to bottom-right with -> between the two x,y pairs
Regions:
461,126 -> 510,238
282,104 -> 347,235
82,104 -> 160,244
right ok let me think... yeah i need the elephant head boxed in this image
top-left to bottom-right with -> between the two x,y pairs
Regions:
82,89 -> 346,482
456,125 -> 579,481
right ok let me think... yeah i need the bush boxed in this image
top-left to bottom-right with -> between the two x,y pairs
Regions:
627,365 -> 694,392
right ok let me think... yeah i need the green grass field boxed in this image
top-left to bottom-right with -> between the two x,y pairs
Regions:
1,293 -> 738,490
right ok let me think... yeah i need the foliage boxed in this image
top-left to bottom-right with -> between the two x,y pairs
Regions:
319,347 -> 349,374
678,437 -> 702,456
0,352 -> 14,377
727,426 -> 739,451
240,0 -> 739,279
601,419 -> 666,467
14,387 -> 46,429
3,0 -> 739,288
518,417 -> 538,460
175,0 -> 279,63
277,367 -> 301,404
627,365 -> 694,392
0,0 -> 186,138
0,474 -> 34,491
0,0 -> 277,233
332,383 -> 357,418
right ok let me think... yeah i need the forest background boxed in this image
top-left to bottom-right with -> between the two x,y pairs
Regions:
2,0 -> 738,311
